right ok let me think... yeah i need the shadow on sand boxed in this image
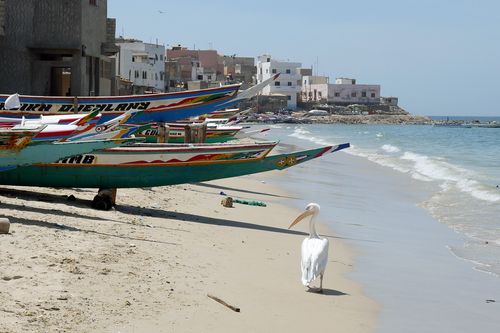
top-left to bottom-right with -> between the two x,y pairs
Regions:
117,204 -> 309,236
307,288 -> 349,296
6,215 -> 178,246
192,182 -> 299,199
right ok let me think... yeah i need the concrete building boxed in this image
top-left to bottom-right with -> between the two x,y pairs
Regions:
380,96 -> 399,106
0,0 -> 118,96
222,55 -> 256,87
115,38 -> 166,94
166,46 -> 224,84
301,75 -> 329,102
300,76 -> 382,105
329,78 -> 380,105
165,59 -> 183,91
256,55 -> 301,110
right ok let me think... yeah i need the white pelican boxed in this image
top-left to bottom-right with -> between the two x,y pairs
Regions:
288,203 -> 329,293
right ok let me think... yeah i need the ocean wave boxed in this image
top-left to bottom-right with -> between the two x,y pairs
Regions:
345,146 -> 411,173
288,127 -> 333,146
381,144 -> 401,153
401,151 -> 500,203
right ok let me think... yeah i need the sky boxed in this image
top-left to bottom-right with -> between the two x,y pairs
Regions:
108,0 -> 500,116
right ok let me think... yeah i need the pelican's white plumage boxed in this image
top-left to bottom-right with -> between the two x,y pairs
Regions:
301,235 -> 329,287
289,203 -> 329,292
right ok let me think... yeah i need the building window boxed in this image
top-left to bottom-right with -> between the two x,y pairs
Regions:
155,73 -> 158,81
287,82 -> 292,86
351,92 -> 357,97
304,80 -> 307,84
266,69 -> 269,74
134,70 -> 139,78
275,81 -> 280,86
286,69 -> 291,74
197,75 -> 203,80
132,56 -> 135,62
160,54 -> 164,61
371,92 -> 376,98
260,68 -> 262,74
142,71 -> 147,79
334,92 -> 340,97
287,95 -> 291,100
362,91 -> 366,97
207,75 -> 212,80
272,69 -> 277,74
89,0 -> 98,6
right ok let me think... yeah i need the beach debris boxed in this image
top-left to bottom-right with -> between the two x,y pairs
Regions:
219,191 -> 227,196
2,275 -> 23,281
486,299 -> 496,303
221,197 -> 233,208
207,294 -> 240,313
233,198 -> 267,207
0,218 -> 10,234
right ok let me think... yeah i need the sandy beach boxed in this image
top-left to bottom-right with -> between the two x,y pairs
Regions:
0,173 -> 378,332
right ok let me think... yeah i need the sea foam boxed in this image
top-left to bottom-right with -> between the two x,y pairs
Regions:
381,144 -> 401,153
401,151 -> 500,203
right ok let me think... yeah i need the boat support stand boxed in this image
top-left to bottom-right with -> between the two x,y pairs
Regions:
92,188 -> 117,211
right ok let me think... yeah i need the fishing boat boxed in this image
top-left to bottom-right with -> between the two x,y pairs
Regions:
133,123 -> 240,143
0,126 -> 43,153
468,121 -> 500,128
0,74 -> 279,123
56,141 -> 277,165
0,137 -> 141,172
0,143 -> 349,188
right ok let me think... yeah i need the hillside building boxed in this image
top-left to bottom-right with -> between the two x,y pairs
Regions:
115,38 -> 166,94
256,55 -> 301,110
166,46 -> 224,84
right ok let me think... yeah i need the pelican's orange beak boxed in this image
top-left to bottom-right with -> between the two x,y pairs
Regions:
288,209 -> 314,229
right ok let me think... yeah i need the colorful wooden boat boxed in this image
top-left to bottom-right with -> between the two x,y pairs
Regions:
0,74 -> 279,123
56,141 -> 277,165
0,126 -> 43,153
133,123 -> 241,143
0,143 -> 349,188
0,137 -> 141,172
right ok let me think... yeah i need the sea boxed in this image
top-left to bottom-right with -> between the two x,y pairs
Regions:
253,119 -> 500,332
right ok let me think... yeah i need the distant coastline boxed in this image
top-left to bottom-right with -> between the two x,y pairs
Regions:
245,104 -> 499,125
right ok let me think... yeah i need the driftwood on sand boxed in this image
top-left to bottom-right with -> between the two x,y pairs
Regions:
207,294 -> 240,312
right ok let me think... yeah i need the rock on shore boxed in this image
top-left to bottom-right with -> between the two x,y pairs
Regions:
307,114 -> 432,125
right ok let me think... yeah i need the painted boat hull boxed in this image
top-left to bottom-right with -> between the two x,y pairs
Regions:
0,127 -> 42,153
137,125 -> 240,143
0,144 -> 349,188
0,85 -> 241,123
55,142 -> 278,165
0,138 -> 139,171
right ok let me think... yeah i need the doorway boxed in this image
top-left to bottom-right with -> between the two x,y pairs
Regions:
50,67 -> 72,96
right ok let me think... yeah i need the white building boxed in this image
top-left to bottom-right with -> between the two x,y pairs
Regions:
301,75 -> 329,102
115,39 -> 166,93
329,78 -> 380,104
256,55 -> 301,110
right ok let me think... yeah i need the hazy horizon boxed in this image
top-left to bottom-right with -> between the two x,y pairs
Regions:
109,0 -> 500,117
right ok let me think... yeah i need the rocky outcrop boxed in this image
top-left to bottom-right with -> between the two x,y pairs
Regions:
306,114 -> 432,125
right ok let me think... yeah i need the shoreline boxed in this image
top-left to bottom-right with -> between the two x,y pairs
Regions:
0,174 -> 378,332
266,147 -> 500,333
